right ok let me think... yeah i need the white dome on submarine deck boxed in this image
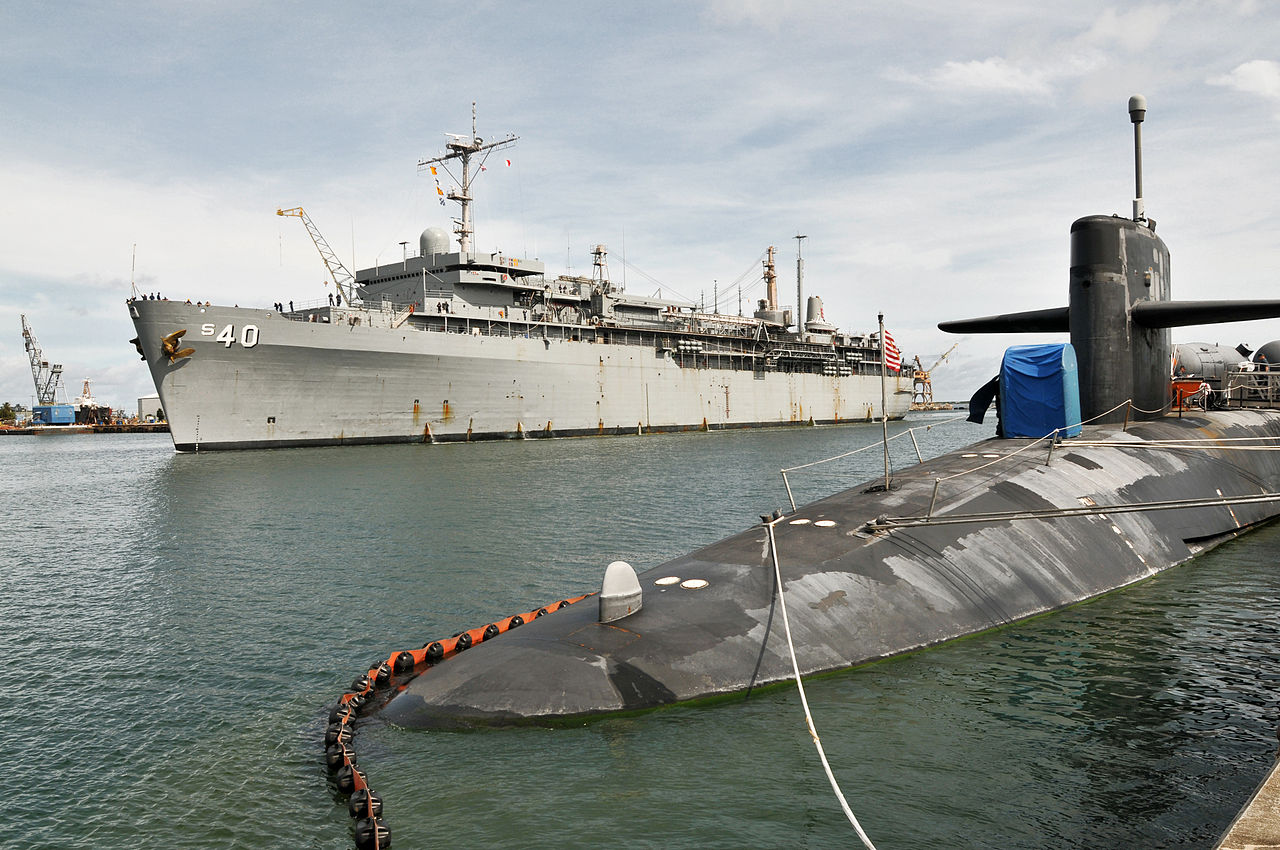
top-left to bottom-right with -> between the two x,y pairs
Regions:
420,227 -> 449,257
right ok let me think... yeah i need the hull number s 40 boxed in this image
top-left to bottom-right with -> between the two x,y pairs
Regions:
202,323 -> 260,348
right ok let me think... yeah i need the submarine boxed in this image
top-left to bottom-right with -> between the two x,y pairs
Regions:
348,96 -> 1280,732
324,101 -> 1280,838
350,95 -> 1280,732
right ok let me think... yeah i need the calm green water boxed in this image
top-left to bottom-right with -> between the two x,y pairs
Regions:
4,416 -> 1278,849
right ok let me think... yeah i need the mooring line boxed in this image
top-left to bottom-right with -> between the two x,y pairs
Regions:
764,514 -> 879,849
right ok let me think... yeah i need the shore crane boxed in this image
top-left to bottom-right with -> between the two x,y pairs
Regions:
21,314 -> 65,405
911,342 -> 959,407
276,207 -> 358,306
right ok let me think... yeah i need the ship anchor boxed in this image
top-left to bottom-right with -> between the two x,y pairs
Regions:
160,329 -> 194,363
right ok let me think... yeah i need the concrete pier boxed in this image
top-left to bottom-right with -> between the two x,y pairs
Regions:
0,423 -> 169,436
1216,759 -> 1280,849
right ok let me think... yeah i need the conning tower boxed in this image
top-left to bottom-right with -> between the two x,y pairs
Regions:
942,95 -> 1280,423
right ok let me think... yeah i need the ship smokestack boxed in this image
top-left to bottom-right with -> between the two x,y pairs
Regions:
764,246 -> 778,311
1129,94 -> 1146,222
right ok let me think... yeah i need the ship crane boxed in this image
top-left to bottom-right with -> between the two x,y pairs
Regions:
911,342 -> 959,408
276,206 -> 359,305
21,314 -> 65,405
418,102 -> 517,254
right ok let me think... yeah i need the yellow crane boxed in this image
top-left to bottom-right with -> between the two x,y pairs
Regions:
911,342 -> 959,408
277,207 -> 357,305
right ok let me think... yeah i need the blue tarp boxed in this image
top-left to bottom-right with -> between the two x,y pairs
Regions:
999,344 -> 1082,438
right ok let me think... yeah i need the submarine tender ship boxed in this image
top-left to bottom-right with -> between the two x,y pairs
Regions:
347,96 -> 1280,729
127,120 -> 910,452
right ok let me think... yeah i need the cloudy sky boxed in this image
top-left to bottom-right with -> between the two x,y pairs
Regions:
3,1 -> 1279,409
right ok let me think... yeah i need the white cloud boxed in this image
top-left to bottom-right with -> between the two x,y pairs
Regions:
5,2 -> 1280,411
1209,59 -> 1280,100
926,57 -> 1052,96
1082,6 -> 1174,51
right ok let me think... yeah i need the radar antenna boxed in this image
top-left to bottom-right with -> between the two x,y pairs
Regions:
21,314 -> 65,405
418,102 -> 518,253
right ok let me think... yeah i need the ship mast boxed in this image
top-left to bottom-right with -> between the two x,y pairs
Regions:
763,246 -> 778,311
417,103 -> 518,254
795,234 -> 807,339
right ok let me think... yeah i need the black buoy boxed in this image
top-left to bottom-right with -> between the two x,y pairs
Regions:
326,744 -> 355,772
373,662 -> 391,686
348,788 -> 384,819
329,702 -> 356,725
325,722 -> 354,748
456,633 -> 473,650
393,651 -> 415,673
353,817 -> 391,850
335,764 -> 365,794
483,624 -> 500,640
350,674 -> 372,693
509,615 -> 524,628
424,642 -> 444,662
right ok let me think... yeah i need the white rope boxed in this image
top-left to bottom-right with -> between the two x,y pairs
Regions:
779,416 -> 968,475
1129,400 -> 1174,415
933,398 -> 1139,485
764,519 -> 879,849
780,430 -> 908,474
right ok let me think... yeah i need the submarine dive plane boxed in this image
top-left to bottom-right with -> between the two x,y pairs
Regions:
328,95 -> 1280,846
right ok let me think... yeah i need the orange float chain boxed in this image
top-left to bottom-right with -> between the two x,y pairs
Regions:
323,593 -> 595,850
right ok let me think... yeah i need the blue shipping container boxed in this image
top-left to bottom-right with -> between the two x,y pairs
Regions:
32,404 -> 76,425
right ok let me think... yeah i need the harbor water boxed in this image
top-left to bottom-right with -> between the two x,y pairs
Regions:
5,414 -> 1278,849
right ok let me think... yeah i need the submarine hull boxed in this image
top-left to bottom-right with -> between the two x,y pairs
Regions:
380,409 -> 1280,728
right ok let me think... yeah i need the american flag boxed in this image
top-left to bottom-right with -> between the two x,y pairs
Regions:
883,330 -> 901,372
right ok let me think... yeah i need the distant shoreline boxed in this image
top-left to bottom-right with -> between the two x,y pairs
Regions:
0,423 -> 170,436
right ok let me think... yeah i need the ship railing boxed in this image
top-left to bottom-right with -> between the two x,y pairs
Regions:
285,297 -> 334,313
1222,367 -> 1280,408
767,346 -> 838,362
686,312 -> 767,328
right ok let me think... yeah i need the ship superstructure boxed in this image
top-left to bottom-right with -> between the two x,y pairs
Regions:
128,118 -> 910,452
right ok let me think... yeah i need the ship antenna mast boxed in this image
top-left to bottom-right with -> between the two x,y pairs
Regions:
795,234 -> 807,338
1129,94 -> 1147,223
418,102 -> 518,254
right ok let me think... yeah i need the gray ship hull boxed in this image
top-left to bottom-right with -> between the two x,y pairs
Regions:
130,300 -> 913,451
